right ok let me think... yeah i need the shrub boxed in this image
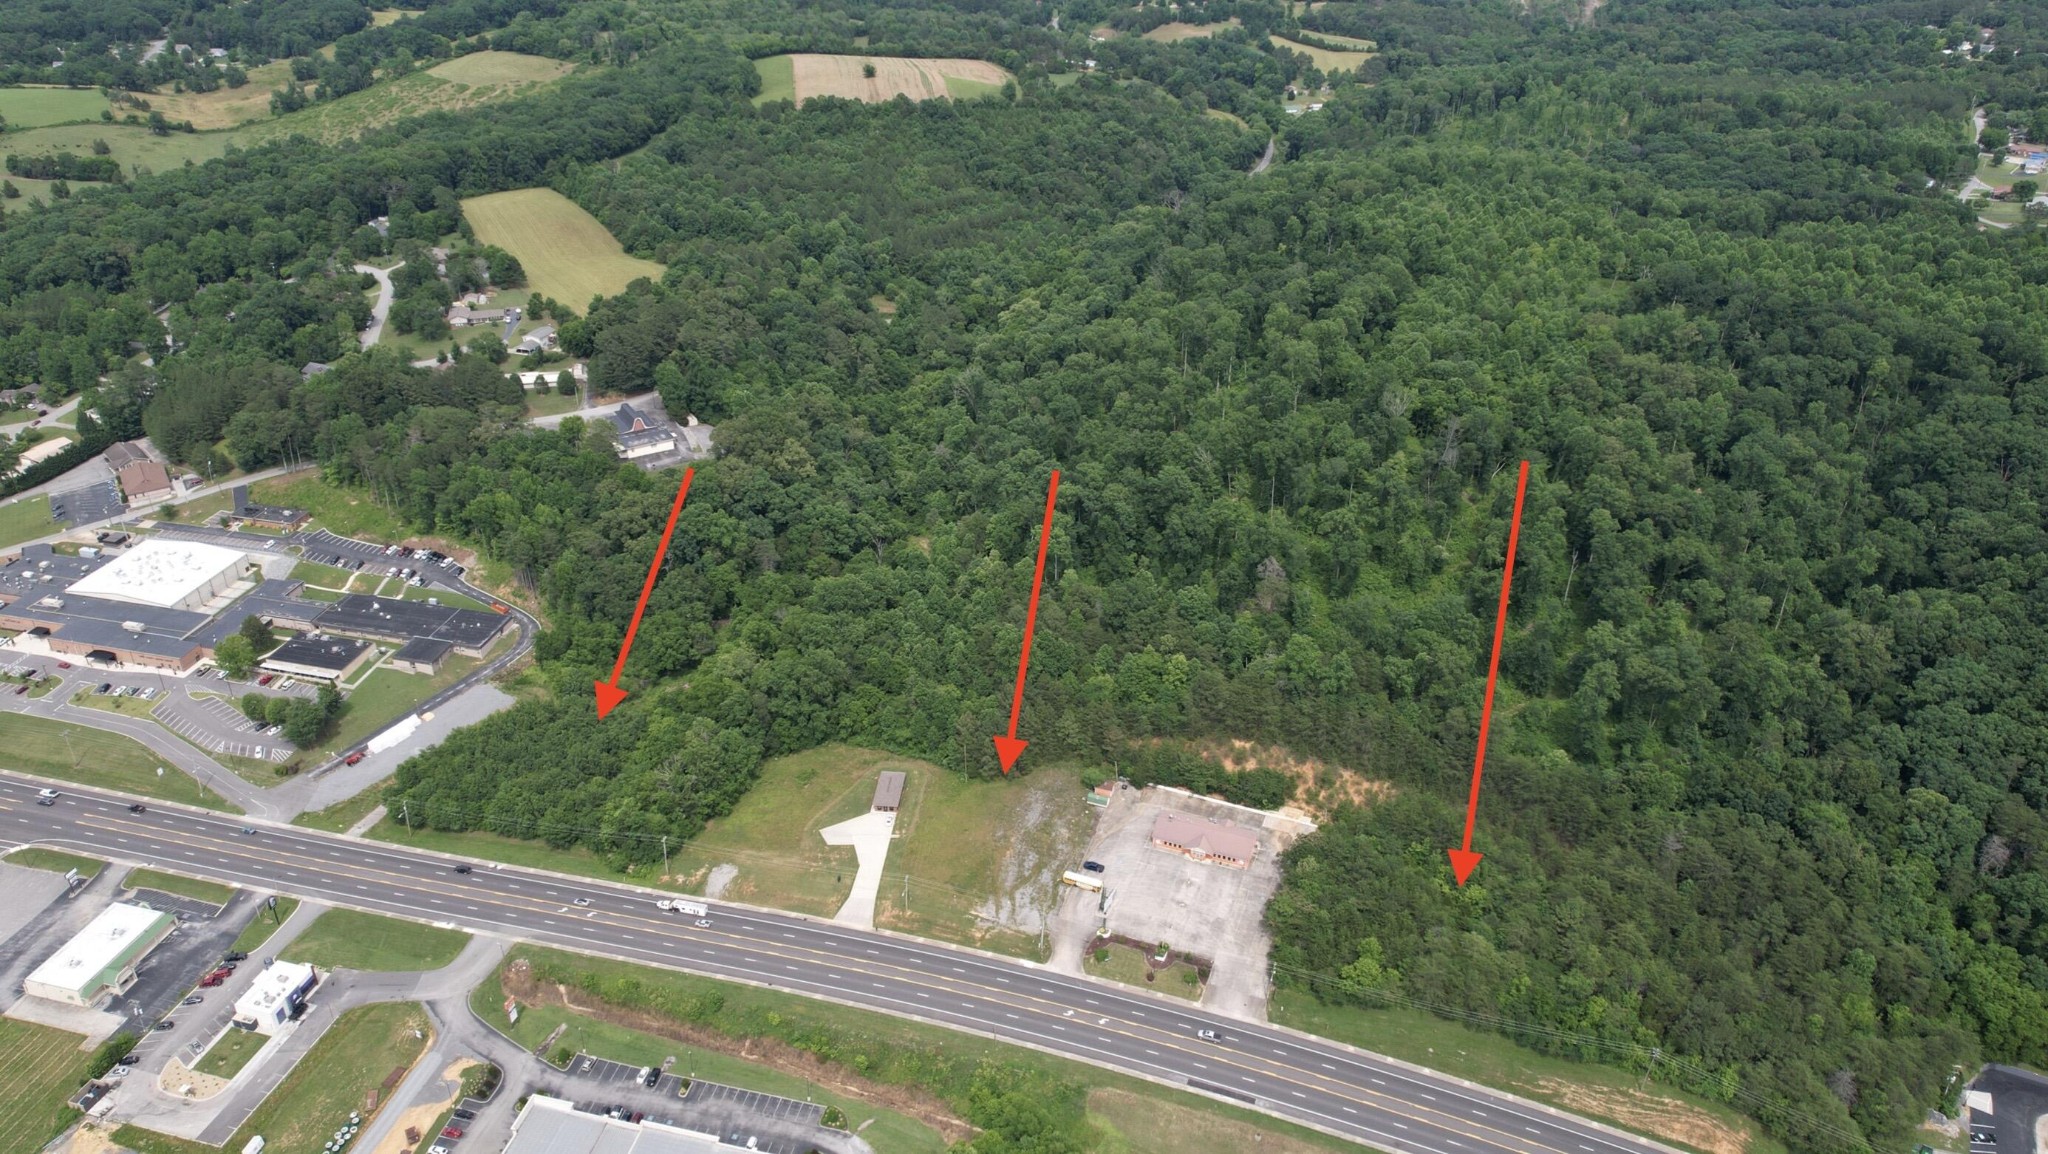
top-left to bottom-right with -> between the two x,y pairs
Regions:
86,1033 -> 138,1079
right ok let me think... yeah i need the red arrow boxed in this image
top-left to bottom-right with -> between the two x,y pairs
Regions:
993,470 -> 1060,774
595,467 -> 695,719
1449,459 -> 1530,885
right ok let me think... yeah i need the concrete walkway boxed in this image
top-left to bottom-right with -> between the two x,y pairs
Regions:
818,811 -> 895,930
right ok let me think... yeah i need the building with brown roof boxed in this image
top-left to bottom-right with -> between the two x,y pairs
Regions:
1149,812 -> 1258,870
872,770 -> 906,813
116,460 -> 174,504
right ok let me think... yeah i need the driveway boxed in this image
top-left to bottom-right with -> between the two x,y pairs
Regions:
355,263 -> 402,350
818,810 -> 894,930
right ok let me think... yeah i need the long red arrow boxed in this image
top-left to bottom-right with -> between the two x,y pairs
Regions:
1448,459 -> 1530,886
993,470 -> 1060,774
595,466 -> 695,719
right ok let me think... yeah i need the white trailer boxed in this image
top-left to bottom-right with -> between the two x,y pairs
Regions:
1060,870 -> 1104,893
656,899 -> 709,916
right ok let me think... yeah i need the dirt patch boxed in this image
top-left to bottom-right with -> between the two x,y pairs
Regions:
502,962 -> 976,1143
366,1058 -> 476,1154
1173,737 -> 1394,820
1526,1077 -> 1753,1154
61,1125 -> 127,1154
788,55 -> 1011,104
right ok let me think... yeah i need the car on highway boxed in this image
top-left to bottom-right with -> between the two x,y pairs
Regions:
453,864 -> 471,874
128,803 -> 146,813
571,897 -> 591,907
1196,1029 -> 1219,1041
238,826 -> 256,835
694,918 -> 712,928
36,788 -> 58,805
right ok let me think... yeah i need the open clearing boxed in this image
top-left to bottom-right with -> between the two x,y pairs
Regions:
1142,19 -> 1241,41
148,60 -> 300,129
762,54 -> 1012,105
0,122 -> 233,177
0,711 -> 239,811
371,8 -> 423,26
462,188 -> 665,309
1088,1087 -> 1337,1154
0,1018 -> 94,1153
0,86 -> 111,127
4,846 -> 105,878
0,494 -> 56,548
1271,34 -> 1376,71
669,745 -> 1094,958
236,52 -> 571,147
233,1002 -> 431,1154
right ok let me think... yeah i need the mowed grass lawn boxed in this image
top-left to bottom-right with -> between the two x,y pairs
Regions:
1269,34 -> 1375,72
252,475 -> 407,541
193,1027 -> 268,1079
0,712 -> 241,812
0,86 -> 111,127
462,188 -> 665,311
0,122 -> 234,175
0,1018 -> 95,1153
310,655 -> 481,761
122,867 -> 237,906
4,846 -> 105,878
228,896 -> 300,952
0,494 -> 57,547
233,1003 -> 432,1154
752,53 -> 795,104
281,908 -> 469,972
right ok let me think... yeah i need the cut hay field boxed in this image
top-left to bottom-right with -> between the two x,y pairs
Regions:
0,1018 -> 95,1153
0,86 -> 111,127
758,54 -> 1012,105
1142,19 -> 1241,41
235,52 -> 572,147
461,188 -> 665,309
0,122 -> 233,177
370,8 -> 423,26
1271,34 -> 1376,72
149,59 -> 300,129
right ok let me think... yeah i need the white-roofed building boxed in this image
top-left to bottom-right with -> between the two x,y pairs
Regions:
65,538 -> 250,610
232,961 -> 318,1034
505,1095 -> 727,1154
24,902 -> 176,1007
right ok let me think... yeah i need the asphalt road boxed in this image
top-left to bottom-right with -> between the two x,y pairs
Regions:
0,775 -> 1681,1154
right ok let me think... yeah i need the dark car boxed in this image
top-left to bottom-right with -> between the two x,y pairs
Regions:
96,682 -> 111,694
1082,861 -> 1105,873
11,685 -> 24,695
223,951 -> 247,962
115,1055 -> 141,1067
452,1110 -> 475,1121
453,864 -> 472,874
128,803 -> 146,813
153,1020 -> 175,1031
642,1068 -> 660,1087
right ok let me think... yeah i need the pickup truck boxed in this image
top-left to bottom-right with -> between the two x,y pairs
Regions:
655,899 -> 708,917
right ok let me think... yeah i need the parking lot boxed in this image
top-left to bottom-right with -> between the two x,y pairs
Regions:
156,690 -> 303,762
683,1080 -> 826,1130
103,890 -> 262,1067
50,480 -> 124,527
557,1055 -> 834,1153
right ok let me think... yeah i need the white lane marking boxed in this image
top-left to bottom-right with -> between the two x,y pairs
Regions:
1049,1024 -> 1065,1032
1321,1063 -> 1336,1071
1371,1078 -> 1386,1085
1419,1093 -> 1436,1101
1145,1050 -> 1158,1056
1393,1123 -> 1408,1130
1341,1107 -> 1357,1115
1007,1014 -> 1019,1020
1291,1091 -> 1306,1099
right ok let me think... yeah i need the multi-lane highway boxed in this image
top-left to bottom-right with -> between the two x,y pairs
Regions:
0,773 -> 1680,1154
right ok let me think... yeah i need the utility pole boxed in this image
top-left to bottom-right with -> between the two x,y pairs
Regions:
661,835 -> 668,879
402,798 -> 411,831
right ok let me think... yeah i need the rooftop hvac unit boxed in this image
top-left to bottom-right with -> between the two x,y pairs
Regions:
123,621 -> 145,633
36,596 -> 64,609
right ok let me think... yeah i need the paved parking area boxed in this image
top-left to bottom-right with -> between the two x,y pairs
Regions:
104,891 -> 258,1060
558,1055 -> 833,1154
50,480 -> 125,527
1972,1066 -> 2048,1154
156,693 -> 296,762
683,1080 -> 826,1128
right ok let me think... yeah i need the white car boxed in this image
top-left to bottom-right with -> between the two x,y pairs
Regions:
694,919 -> 712,928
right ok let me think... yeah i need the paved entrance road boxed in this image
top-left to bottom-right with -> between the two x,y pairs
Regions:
0,774 -> 1684,1154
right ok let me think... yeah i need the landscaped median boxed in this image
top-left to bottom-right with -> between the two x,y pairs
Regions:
471,945 -> 1368,1154
280,907 -> 469,972
120,867 -> 237,906
3,846 -> 105,879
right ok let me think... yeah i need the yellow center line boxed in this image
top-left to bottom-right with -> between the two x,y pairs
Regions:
80,811 -> 1587,1154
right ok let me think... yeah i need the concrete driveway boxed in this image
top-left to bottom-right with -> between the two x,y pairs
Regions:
818,810 -> 894,930
355,263 -> 401,349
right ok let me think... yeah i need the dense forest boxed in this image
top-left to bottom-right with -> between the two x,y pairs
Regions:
3,0 -> 2048,1149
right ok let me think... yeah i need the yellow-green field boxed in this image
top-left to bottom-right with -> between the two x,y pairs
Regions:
0,494 -> 56,548
461,188 -> 665,309
756,54 -> 1013,106
236,52 -> 573,148
1142,19 -> 1241,41
1296,29 -> 1378,49
0,1019 -> 94,1153
0,86 -> 112,127
1205,108 -> 1250,129
0,122 -> 233,178
149,59 -> 302,129
371,8 -> 423,26
1271,33 -> 1376,72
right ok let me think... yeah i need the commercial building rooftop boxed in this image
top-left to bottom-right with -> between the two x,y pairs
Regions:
314,595 -> 508,650
392,636 -> 453,665
25,902 -> 174,997
65,537 -> 248,610
264,634 -> 369,673
504,1096 -> 725,1154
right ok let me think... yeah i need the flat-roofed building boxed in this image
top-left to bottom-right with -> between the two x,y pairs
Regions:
23,902 -> 176,1007
231,961 -> 317,1034
260,635 -> 371,683
872,770 -> 905,813
504,1094 -> 726,1154
1149,812 -> 1258,870
313,595 -> 509,656
65,537 -> 248,611
388,636 -> 452,674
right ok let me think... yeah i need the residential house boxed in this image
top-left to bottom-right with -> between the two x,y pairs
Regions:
116,461 -> 175,505
514,325 -> 556,355
103,441 -> 150,472
447,306 -> 509,328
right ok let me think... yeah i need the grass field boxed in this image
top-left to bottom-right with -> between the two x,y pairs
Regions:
0,86 -> 112,127
149,60 -> 299,129
0,494 -> 57,548
1089,1087 -> 1341,1154
760,54 -> 1014,106
1142,19 -> 1241,41
193,1027 -> 268,1079
122,867 -> 237,906
1294,29 -> 1378,49
371,8 -> 423,26
228,896 -> 300,952
4,846 -> 104,877
287,558 -> 359,590
1270,34 -> 1376,71
235,1002 -> 432,1154
294,784 -> 389,833
0,711 -> 241,811
0,1018 -> 95,1153
282,907 -> 470,972
1205,108 -> 1250,129
668,745 -> 1094,958
471,972 -> 948,1154
482,947 -> 1366,1154
234,53 -> 571,149
523,388 -> 585,417
1268,993 -> 1781,1154
461,188 -> 664,310
0,122 -> 234,176
252,475 -> 406,540
309,653 -> 480,761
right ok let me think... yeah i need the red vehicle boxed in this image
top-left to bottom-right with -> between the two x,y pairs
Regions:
55,662 -> 70,669
199,974 -> 225,988
344,751 -> 365,765
257,674 -> 274,686
13,685 -> 25,695
441,1127 -> 464,1140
